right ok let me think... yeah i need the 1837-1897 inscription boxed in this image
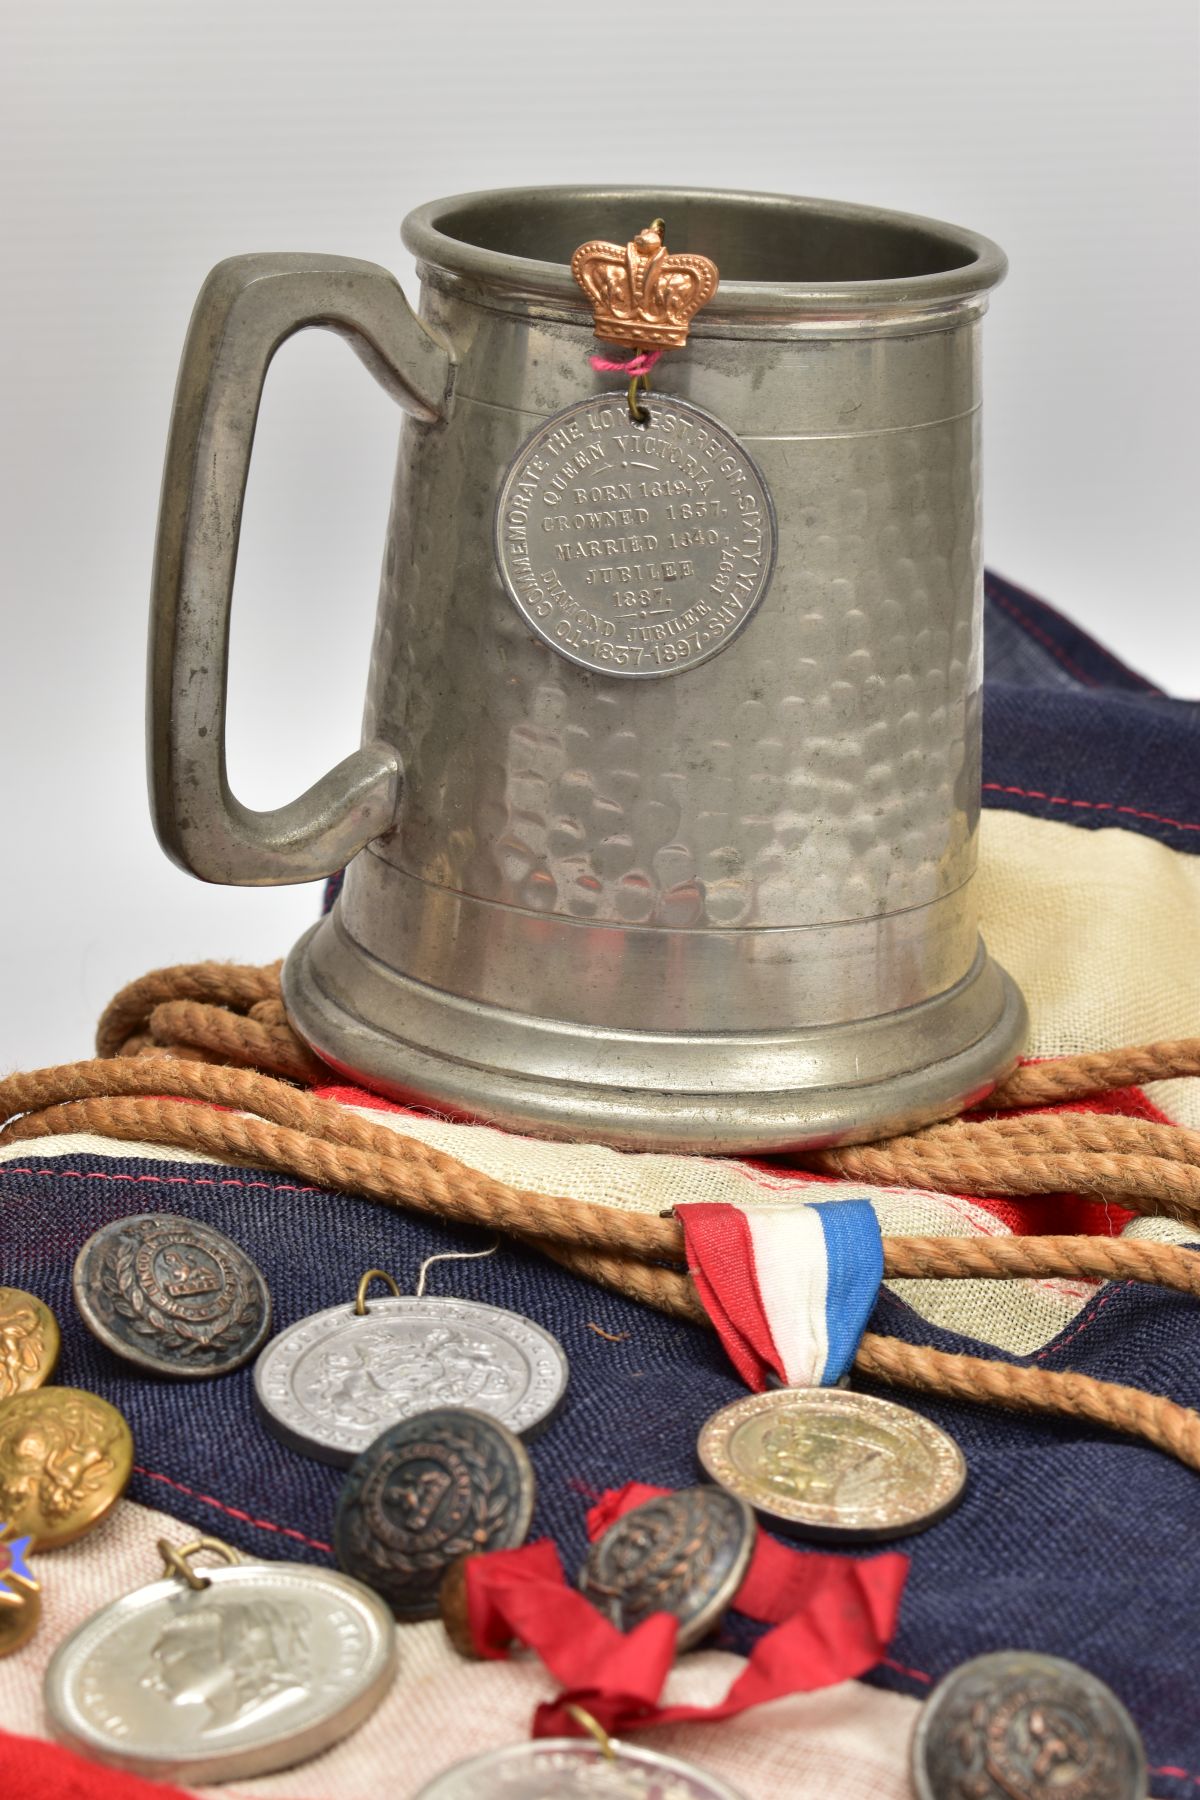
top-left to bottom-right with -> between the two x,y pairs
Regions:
494,392 -> 776,678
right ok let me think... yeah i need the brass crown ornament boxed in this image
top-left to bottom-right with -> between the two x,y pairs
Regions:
571,218 -> 719,350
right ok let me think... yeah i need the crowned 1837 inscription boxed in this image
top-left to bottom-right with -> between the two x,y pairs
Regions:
494,392 -> 776,678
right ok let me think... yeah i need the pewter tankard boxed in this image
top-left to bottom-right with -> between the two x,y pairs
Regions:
149,184 -> 1026,1152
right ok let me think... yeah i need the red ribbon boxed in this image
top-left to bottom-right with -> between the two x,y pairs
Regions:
0,1727 -> 206,1800
676,1203 -> 779,1390
464,1484 -> 908,1739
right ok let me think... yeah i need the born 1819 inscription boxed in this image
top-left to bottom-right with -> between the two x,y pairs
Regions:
494,392 -> 776,679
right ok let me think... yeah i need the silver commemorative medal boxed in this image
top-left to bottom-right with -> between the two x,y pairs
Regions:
697,1389 -> 967,1542
254,1263 -> 569,1466
494,391 -> 775,679
416,1737 -> 750,1799
73,1213 -> 271,1377
911,1651 -> 1148,1800
44,1536 -> 396,1785
493,217 -> 772,684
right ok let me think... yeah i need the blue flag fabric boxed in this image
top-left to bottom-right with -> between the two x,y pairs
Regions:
4,571 -> 1200,1793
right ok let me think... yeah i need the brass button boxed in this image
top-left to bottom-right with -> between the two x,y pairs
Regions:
0,1288 -> 61,1397
0,1388 -> 133,1549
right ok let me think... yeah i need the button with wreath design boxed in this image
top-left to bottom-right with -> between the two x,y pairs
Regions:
333,1406 -> 535,1620
72,1214 -> 272,1378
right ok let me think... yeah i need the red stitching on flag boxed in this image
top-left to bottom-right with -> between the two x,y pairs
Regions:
1033,1282 -> 1125,1360
0,1166 -> 324,1196
133,1464 -> 333,1554
881,1653 -> 933,1684
1151,1766 -> 1200,1787
986,584 -> 1098,686
983,783 -> 1200,834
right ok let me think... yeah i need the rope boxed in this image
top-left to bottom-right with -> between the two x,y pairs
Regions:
0,1066 -> 679,1262
95,962 -> 282,1059
986,1041 -> 1200,1110
0,958 -> 1190,1476
144,999 -> 328,1085
8,1059 -> 1200,1297
817,1135 -> 1200,1226
856,1334 -> 1200,1474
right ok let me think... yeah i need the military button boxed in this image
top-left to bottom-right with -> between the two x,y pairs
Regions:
0,1580 -> 40,1657
0,1287 -> 60,1397
73,1213 -> 271,1378
911,1651 -> 1147,1800
438,1555 -> 482,1659
580,1486 -> 755,1651
334,1407 -> 535,1621
0,1388 -> 133,1549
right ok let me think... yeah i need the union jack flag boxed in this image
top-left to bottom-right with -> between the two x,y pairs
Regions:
2,572 -> 1198,1798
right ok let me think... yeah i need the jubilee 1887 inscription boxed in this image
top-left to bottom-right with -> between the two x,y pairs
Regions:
494,392 -> 776,678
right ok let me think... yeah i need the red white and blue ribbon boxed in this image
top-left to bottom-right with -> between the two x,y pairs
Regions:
678,1200 -> 884,1391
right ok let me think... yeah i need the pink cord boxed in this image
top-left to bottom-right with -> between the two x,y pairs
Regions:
589,349 -> 662,377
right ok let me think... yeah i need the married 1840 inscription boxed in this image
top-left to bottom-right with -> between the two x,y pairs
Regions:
494,392 -> 776,678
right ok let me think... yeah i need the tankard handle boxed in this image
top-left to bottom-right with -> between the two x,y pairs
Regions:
148,252 -> 453,885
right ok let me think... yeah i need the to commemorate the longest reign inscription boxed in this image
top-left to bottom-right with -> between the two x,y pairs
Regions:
494,392 -> 776,678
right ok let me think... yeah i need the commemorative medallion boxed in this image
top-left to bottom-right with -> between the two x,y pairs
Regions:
415,1737 -> 750,1798
0,1287 -> 60,1397
580,1486 -> 755,1651
333,1406 -> 535,1621
0,1387 -> 133,1549
44,1536 -> 396,1784
73,1213 -> 271,1378
697,1389 -> 966,1542
911,1651 -> 1147,1800
494,392 -> 775,679
254,1275 -> 568,1467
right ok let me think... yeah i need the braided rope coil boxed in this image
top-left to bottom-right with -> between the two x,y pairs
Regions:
3,961 -> 1199,1474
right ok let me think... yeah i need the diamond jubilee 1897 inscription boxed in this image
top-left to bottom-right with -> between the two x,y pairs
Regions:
494,392 -> 775,678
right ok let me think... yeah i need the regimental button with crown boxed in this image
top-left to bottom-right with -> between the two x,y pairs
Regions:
571,218 -> 719,350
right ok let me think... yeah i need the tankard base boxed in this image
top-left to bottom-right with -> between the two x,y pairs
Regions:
282,919 -> 1028,1155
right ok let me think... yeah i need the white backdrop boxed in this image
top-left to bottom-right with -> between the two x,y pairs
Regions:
1,0 -> 1197,1072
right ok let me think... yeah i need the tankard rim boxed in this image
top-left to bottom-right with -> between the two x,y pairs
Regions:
401,183 -> 1006,318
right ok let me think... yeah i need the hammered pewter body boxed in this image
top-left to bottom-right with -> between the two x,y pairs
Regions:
148,186 -> 1026,1151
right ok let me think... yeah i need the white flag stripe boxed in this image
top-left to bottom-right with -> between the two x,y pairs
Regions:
744,1204 -> 830,1386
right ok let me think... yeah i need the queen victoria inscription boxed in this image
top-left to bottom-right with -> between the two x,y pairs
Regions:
494,393 -> 776,678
